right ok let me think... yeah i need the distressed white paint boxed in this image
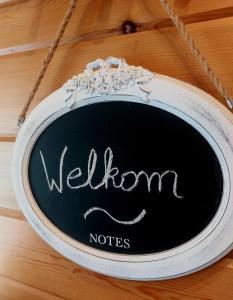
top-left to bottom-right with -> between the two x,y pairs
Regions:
12,58 -> 233,280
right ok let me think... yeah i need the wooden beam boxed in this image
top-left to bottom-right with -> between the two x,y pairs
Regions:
1,0 -> 233,50
1,17 -> 233,135
0,0 -> 28,9
2,5 -> 233,57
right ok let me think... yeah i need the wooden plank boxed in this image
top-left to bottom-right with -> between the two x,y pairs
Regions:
0,207 -> 24,220
0,1 -> 232,298
0,215 -> 233,300
1,17 -> 233,134
0,275 -> 64,300
0,134 -> 16,142
170,0 -> 233,15
3,4 -> 233,58
0,0 -> 28,9
1,0 -> 233,50
0,143 -> 20,210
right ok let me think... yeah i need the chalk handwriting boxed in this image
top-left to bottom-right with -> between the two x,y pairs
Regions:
40,146 -> 183,198
84,207 -> 146,225
40,146 -> 183,225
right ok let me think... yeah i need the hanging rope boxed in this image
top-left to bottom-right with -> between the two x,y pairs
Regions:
159,0 -> 233,110
17,0 -> 78,127
18,0 -> 232,127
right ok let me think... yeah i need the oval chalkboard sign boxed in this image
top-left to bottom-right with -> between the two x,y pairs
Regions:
12,57 -> 233,280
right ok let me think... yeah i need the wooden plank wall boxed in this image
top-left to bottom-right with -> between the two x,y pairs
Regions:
0,0 -> 233,299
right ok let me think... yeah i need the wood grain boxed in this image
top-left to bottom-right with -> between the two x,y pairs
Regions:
0,215 -> 233,300
0,142 -> 19,210
1,0 -> 233,50
3,5 -> 233,58
0,207 -> 24,220
0,275 -> 64,300
0,0 -> 233,134
0,0 -> 28,9
1,16 -> 233,134
1,1 -> 233,299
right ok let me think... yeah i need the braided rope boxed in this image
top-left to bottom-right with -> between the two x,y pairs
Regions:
17,0 -> 232,127
160,0 -> 233,110
17,0 -> 78,126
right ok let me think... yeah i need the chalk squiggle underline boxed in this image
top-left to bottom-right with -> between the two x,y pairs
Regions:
83,207 -> 146,225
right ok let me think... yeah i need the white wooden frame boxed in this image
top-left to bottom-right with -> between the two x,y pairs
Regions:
12,57 -> 233,280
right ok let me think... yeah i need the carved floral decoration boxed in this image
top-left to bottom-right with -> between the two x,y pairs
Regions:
63,57 -> 154,106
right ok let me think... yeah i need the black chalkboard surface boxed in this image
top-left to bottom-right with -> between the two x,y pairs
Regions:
29,100 -> 223,255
